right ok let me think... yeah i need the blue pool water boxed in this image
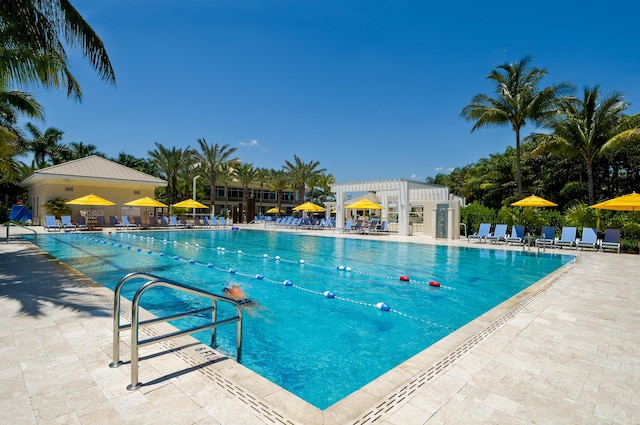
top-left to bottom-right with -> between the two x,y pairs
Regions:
29,229 -> 572,409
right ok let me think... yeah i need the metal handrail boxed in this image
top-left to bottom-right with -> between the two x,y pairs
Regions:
4,223 -> 38,243
109,272 -> 243,390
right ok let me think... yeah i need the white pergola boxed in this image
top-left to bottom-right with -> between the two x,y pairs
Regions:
331,179 -> 453,236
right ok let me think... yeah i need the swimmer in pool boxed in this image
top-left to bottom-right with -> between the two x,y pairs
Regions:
222,284 -> 253,304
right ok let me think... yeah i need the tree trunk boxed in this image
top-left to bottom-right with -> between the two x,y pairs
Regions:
587,161 -> 595,205
515,128 -> 522,198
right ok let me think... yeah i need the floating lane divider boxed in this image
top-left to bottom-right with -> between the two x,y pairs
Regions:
64,233 -> 454,328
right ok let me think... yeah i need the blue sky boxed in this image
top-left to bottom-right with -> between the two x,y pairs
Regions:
19,1 -> 640,183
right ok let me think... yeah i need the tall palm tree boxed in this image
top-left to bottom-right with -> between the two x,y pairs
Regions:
1,0 -> 115,99
461,56 -> 573,197
313,172 -> 336,204
234,163 -> 260,222
66,141 -> 103,159
148,142 -> 193,204
217,161 -> 235,215
0,78 -> 43,182
255,167 -> 271,214
268,169 -> 289,217
195,138 -> 238,215
23,122 -> 64,168
283,155 -> 326,208
532,86 -> 630,204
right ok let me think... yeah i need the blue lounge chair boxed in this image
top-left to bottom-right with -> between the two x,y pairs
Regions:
600,229 -> 621,253
168,216 -> 185,227
109,216 -> 124,228
218,217 -> 227,227
95,215 -> 106,229
159,216 -> 169,227
60,215 -> 76,230
209,216 -> 219,227
76,215 -> 88,230
468,223 -> 491,243
535,226 -> 555,248
370,220 -> 389,234
120,216 -> 137,227
487,224 -> 508,244
506,225 -> 525,245
44,215 -> 61,232
132,216 -> 143,227
554,227 -> 577,249
342,219 -> 354,232
576,227 -> 598,251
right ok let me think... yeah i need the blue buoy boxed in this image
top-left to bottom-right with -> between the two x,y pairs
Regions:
147,250 -> 152,254
376,302 -> 390,311
136,247 -> 141,252
323,291 -> 335,298
207,263 -> 213,268
229,268 -> 236,274
284,279 -> 293,286
173,255 -> 179,259
189,259 -> 195,263
255,274 -> 264,280
160,252 -> 165,256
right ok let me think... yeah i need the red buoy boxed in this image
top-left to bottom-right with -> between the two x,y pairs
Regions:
429,281 -> 441,287
399,275 -> 410,281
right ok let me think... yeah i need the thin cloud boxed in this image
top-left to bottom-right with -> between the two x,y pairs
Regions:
238,139 -> 266,151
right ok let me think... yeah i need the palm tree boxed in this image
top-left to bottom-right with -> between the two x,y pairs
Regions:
234,163 -> 260,222
268,169 -> 289,217
283,155 -> 326,208
461,56 -> 573,197
313,172 -> 336,204
195,138 -> 238,215
66,141 -> 103,159
532,86 -> 631,205
148,142 -> 193,205
255,167 -> 271,215
217,161 -> 235,215
23,122 -> 65,168
0,0 -> 115,99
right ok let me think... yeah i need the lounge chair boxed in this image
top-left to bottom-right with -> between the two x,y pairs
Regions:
370,220 -> 389,234
44,215 -> 61,232
218,217 -> 227,227
132,216 -> 143,227
506,225 -> 525,245
208,216 -> 218,227
168,216 -> 185,227
535,226 -> 555,248
76,215 -> 88,230
600,229 -> 621,253
576,227 -> 598,251
342,219 -> 354,233
352,220 -> 365,233
159,216 -> 169,227
120,216 -> 137,228
179,216 -> 192,228
468,223 -> 491,243
487,224 -> 508,244
95,216 -> 106,229
60,215 -> 76,230
554,227 -> 577,249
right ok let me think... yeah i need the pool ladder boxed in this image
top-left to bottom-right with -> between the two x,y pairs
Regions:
109,272 -> 243,390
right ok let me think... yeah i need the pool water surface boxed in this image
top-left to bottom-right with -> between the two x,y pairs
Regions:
30,229 -> 572,409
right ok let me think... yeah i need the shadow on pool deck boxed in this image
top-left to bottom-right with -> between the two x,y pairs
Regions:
1,226 -> 639,424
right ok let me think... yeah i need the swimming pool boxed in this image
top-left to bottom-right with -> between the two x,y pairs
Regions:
30,229 -> 572,409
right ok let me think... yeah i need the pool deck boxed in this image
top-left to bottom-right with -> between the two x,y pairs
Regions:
1,224 -> 639,424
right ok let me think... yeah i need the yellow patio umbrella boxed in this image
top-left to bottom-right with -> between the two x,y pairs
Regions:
172,199 -> 208,209
346,199 -> 384,210
292,201 -> 325,212
266,207 -> 284,214
66,193 -> 115,206
511,195 -> 557,207
589,192 -> 640,211
124,196 -> 167,208
125,197 -> 167,226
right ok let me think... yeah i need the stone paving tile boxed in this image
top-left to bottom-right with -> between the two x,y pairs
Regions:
2,228 -> 639,424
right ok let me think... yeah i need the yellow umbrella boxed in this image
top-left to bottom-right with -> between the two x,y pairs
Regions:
66,193 -> 115,206
346,199 -> 384,210
292,201 -> 325,212
172,199 -> 208,209
590,192 -> 640,211
124,196 -> 167,207
266,207 -> 284,214
511,195 -> 557,207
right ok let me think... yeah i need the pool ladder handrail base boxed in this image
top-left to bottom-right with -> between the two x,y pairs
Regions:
111,272 -> 243,390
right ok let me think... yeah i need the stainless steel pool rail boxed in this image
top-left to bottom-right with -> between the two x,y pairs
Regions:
109,272 -> 243,390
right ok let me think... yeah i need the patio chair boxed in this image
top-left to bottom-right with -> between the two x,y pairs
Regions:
487,224 -> 508,244
218,217 -> 227,227
554,227 -> 577,249
76,215 -> 88,230
342,219 -> 354,232
576,227 -> 598,251
159,216 -> 169,227
44,215 -> 61,232
168,216 -> 185,227
370,220 -> 389,234
60,215 -> 76,230
132,216 -> 143,227
506,225 -> 525,245
120,216 -> 137,227
535,226 -> 555,248
468,223 -> 491,243
95,215 -> 106,229
600,229 -> 621,253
